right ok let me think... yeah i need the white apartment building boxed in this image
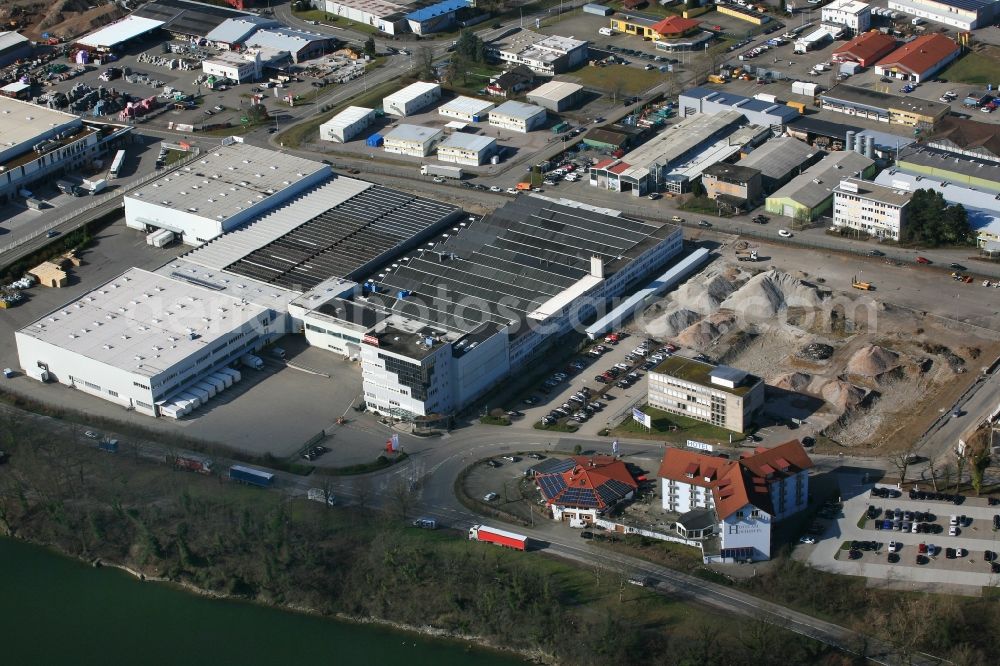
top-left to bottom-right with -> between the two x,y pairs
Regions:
821,0 -> 872,35
648,358 -> 764,433
833,177 -> 911,240
438,96 -> 494,122
382,81 -> 441,117
659,440 -> 814,562
383,124 -> 444,157
488,100 -> 547,133
201,51 -> 262,84
436,133 -> 496,166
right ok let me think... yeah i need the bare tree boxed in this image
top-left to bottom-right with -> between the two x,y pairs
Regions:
887,442 -> 919,485
388,478 -> 414,520
413,46 -> 435,80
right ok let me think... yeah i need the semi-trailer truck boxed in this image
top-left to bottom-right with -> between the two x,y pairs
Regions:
420,164 -> 463,179
241,354 -> 264,370
174,455 -> 213,474
468,524 -> 529,550
229,465 -> 274,487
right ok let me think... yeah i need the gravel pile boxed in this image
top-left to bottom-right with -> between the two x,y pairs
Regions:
846,344 -> 900,378
720,270 -> 826,319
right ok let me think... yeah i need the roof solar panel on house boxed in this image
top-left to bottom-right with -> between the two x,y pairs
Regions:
538,475 -> 568,498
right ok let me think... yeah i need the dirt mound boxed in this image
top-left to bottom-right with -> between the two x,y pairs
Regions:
644,307 -> 702,338
846,344 -> 900,377
675,312 -> 736,350
772,372 -> 812,392
34,0 -> 121,39
720,270 -> 825,320
820,379 -> 867,412
672,272 -> 741,314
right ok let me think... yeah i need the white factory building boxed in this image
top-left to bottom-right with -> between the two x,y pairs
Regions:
887,0 -> 1000,30
526,80 -> 584,112
488,29 -> 589,74
832,177 -> 911,240
382,81 -> 442,117
0,96 -> 132,204
438,96 -> 494,122
436,133 -> 497,166
383,124 -> 444,157
201,51 -> 262,84
320,106 -> 376,143
488,100 -> 547,133
124,141 -> 330,245
324,0 -> 410,35
820,0 -> 871,36
15,268 -> 278,417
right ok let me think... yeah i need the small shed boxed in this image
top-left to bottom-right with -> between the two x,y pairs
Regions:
582,3 -> 613,15
28,262 -> 68,288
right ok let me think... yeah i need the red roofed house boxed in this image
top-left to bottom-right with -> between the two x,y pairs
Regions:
535,455 -> 639,526
650,16 -> 702,39
832,31 -> 896,68
657,440 -> 814,561
873,33 -> 960,83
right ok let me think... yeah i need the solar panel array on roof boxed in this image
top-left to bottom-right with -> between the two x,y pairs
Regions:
596,478 -> 634,504
538,475 -> 568,499
134,0 -> 247,37
223,185 -> 457,290
559,488 -> 601,508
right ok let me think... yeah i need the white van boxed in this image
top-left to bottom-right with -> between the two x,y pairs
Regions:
598,27 -> 613,36
911,17 -> 924,25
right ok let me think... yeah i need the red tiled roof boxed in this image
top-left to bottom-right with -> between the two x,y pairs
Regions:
608,161 -> 632,174
650,16 -> 700,36
593,158 -> 616,169
658,440 -> 813,520
875,33 -> 960,76
833,31 -> 896,65
536,456 -> 638,510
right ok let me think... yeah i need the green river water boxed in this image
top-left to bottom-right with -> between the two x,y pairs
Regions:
0,537 -> 526,666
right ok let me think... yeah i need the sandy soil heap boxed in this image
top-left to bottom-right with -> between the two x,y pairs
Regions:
846,344 -> 901,378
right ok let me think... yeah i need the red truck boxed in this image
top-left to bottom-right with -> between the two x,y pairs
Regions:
173,455 -> 213,474
468,525 -> 529,551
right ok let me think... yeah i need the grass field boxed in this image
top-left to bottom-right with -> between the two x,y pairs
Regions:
939,50 -> 999,86
613,405 -> 737,443
569,64 -> 667,95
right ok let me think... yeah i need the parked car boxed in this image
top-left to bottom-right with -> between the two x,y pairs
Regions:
778,229 -> 792,238
916,256 -> 931,264
483,492 -> 499,502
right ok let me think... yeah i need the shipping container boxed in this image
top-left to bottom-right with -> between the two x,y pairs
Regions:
210,371 -> 233,389
219,367 -> 242,383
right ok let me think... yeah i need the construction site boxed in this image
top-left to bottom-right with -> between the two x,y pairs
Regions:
633,247 -> 1000,455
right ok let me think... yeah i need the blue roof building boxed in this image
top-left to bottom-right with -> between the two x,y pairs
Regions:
406,0 -> 471,35
679,86 -> 800,129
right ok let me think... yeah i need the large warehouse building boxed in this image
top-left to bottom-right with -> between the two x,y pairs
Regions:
324,0 -> 411,36
320,106 -> 377,143
124,142 -> 330,245
436,132 -> 496,165
0,31 -> 32,67
527,80 -> 584,112
0,97 -> 132,204
383,81 -> 442,117
20,174 -> 465,417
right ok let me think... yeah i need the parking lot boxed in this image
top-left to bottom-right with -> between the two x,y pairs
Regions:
462,451 -> 551,521
804,471 -> 1000,591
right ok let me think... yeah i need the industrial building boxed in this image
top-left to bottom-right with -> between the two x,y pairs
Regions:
820,0 -> 872,35
244,27 -> 336,63
405,0 -> 471,35
678,87 -> 800,131
435,132 -> 497,166
324,0 -> 411,36
818,84 -> 949,128
736,136 -> 822,193
874,169 -> 1000,246
488,100 -> 547,133
124,142 -> 330,245
589,111 -> 770,196
873,33 -> 961,83
488,29 -> 589,74
76,16 -> 166,51
383,124 -> 444,157
831,30 -> 896,67
895,145 -> 1000,191
701,164 -> 763,212
526,80 -> 584,112
0,96 -> 132,204
887,0 -> 1000,30
648,358 -> 764,433
204,15 -> 280,48
301,196 -> 683,418
926,116 -> 1000,163
133,0 -> 249,40
610,13 -> 702,40
832,177 -> 911,240
437,96 -> 494,122
382,81 -> 442,117
582,123 -> 647,152
15,268 -> 278,417
320,106 -> 377,143
766,150 -> 876,220
201,51 -> 262,84
0,31 -> 32,67
658,440 -> 813,562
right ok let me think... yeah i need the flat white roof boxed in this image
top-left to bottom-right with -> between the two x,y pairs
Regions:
384,81 -> 440,105
528,80 -> 583,101
156,259 -> 301,313
322,106 -> 375,127
1,82 -> 31,93
0,96 -> 81,153
438,95 -> 495,115
527,273 -> 602,321
78,16 -> 165,48
18,268 -> 268,378
126,142 -> 329,225
245,27 -> 330,52
181,176 -> 372,271
385,123 -> 443,142
438,133 -> 496,152
328,0 -> 409,16
823,0 -> 870,14
491,100 -> 546,120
